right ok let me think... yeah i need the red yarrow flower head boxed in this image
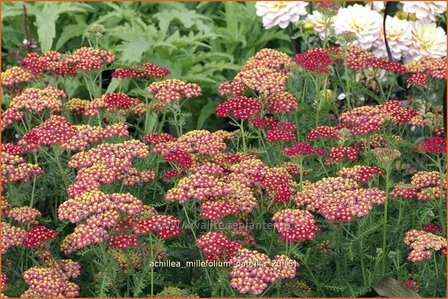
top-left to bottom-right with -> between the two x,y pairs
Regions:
416,136 -> 446,154
266,91 -> 298,113
216,96 -> 261,120
266,129 -> 295,143
294,48 -> 336,74
108,234 -> 139,250
283,142 -> 323,157
23,225 -> 57,248
196,231 -> 242,261
133,215 -> 181,240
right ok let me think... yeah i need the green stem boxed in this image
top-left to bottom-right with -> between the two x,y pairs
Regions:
382,165 -> 391,275
358,220 -> 367,287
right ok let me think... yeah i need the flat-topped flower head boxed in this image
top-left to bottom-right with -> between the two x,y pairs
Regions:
146,79 -> 201,103
196,231 -> 242,261
273,209 -> 320,242
1,66 -> 33,86
216,96 -> 262,120
10,86 -> 65,113
6,206 -> 41,224
1,222 -> 26,254
337,165 -> 384,183
404,229 -> 446,262
65,47 -> 115,72
23,225 -> 57,248
294,177 -> 386,222
416,136 -> 446,154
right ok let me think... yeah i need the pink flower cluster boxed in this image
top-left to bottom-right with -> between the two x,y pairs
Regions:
9,86 -> 65,113
1,66 -> 33,86
58,190 -> 143,254
338,106 -> 385,135
1,152 -> 43,186
233,49 -> 290,96
328,146 -> 359,163
133,214 -> 182,240
337,165 -> 384,183
283,142 -> 324,157
196,231 -> 243,261
1,222 -> 26,254
229,248 -> 298,295
67,140 -> 152,197
294,177 -> 386,222
272,209 -> 320,242
5,206 -> 41,224
404,229 -> 446,262
146,79 -> 202,103
391,171 -> 442,201
68,95 -> 146,117
22,259 -> 80,297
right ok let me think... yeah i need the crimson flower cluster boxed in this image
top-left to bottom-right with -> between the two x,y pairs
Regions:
196,231 -> 243,261
294,47 -> 340,74
416,136 -> 446,154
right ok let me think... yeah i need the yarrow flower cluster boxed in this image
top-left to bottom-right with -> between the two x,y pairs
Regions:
416,136 -> 446,154
67,140 -> 152,197
294,47 -> 339,74
146,79 -> 202,103
1,222 -> 26,254
233,49 -> 290,96
306,126 -> 340,140
133,214 -> 182,240
112,62 -> 170,79
272,209 -> 320,242
294,177 -> 386,222
23,225 -> 57,248
5,206 -> 41,224
22,259 -> 81,297
216,96 -> 262,120
68,95 -> 146,117
196,231 -> 242,261
283,142 -> 324,157
2,152 -> 43,186
337,165 -> 384,183
9,86 -> 65,113
391,171 -> 442,201
229,248 -> 298,295
328,146 -> 359,163
404,229 -> 446,262
1,66 -> 33,86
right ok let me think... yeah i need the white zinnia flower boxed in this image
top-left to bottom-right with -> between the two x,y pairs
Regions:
255,1 -> 308,29
306,11 -> 335,38
405,21 -> 447,62
372,16 -> 413,60
333,4 -> 382,49
402,1 -> 447,23
367,1 -> 385,12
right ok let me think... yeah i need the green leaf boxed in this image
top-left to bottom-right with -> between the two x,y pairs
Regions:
55,24 -> 85,50
197,100 -> 219,129
30,2 -> 92,52
1,2 -> 23,19
106,78 -> 120,94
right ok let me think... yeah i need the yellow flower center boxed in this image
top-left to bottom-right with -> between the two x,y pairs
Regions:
273,2 -> 288,10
